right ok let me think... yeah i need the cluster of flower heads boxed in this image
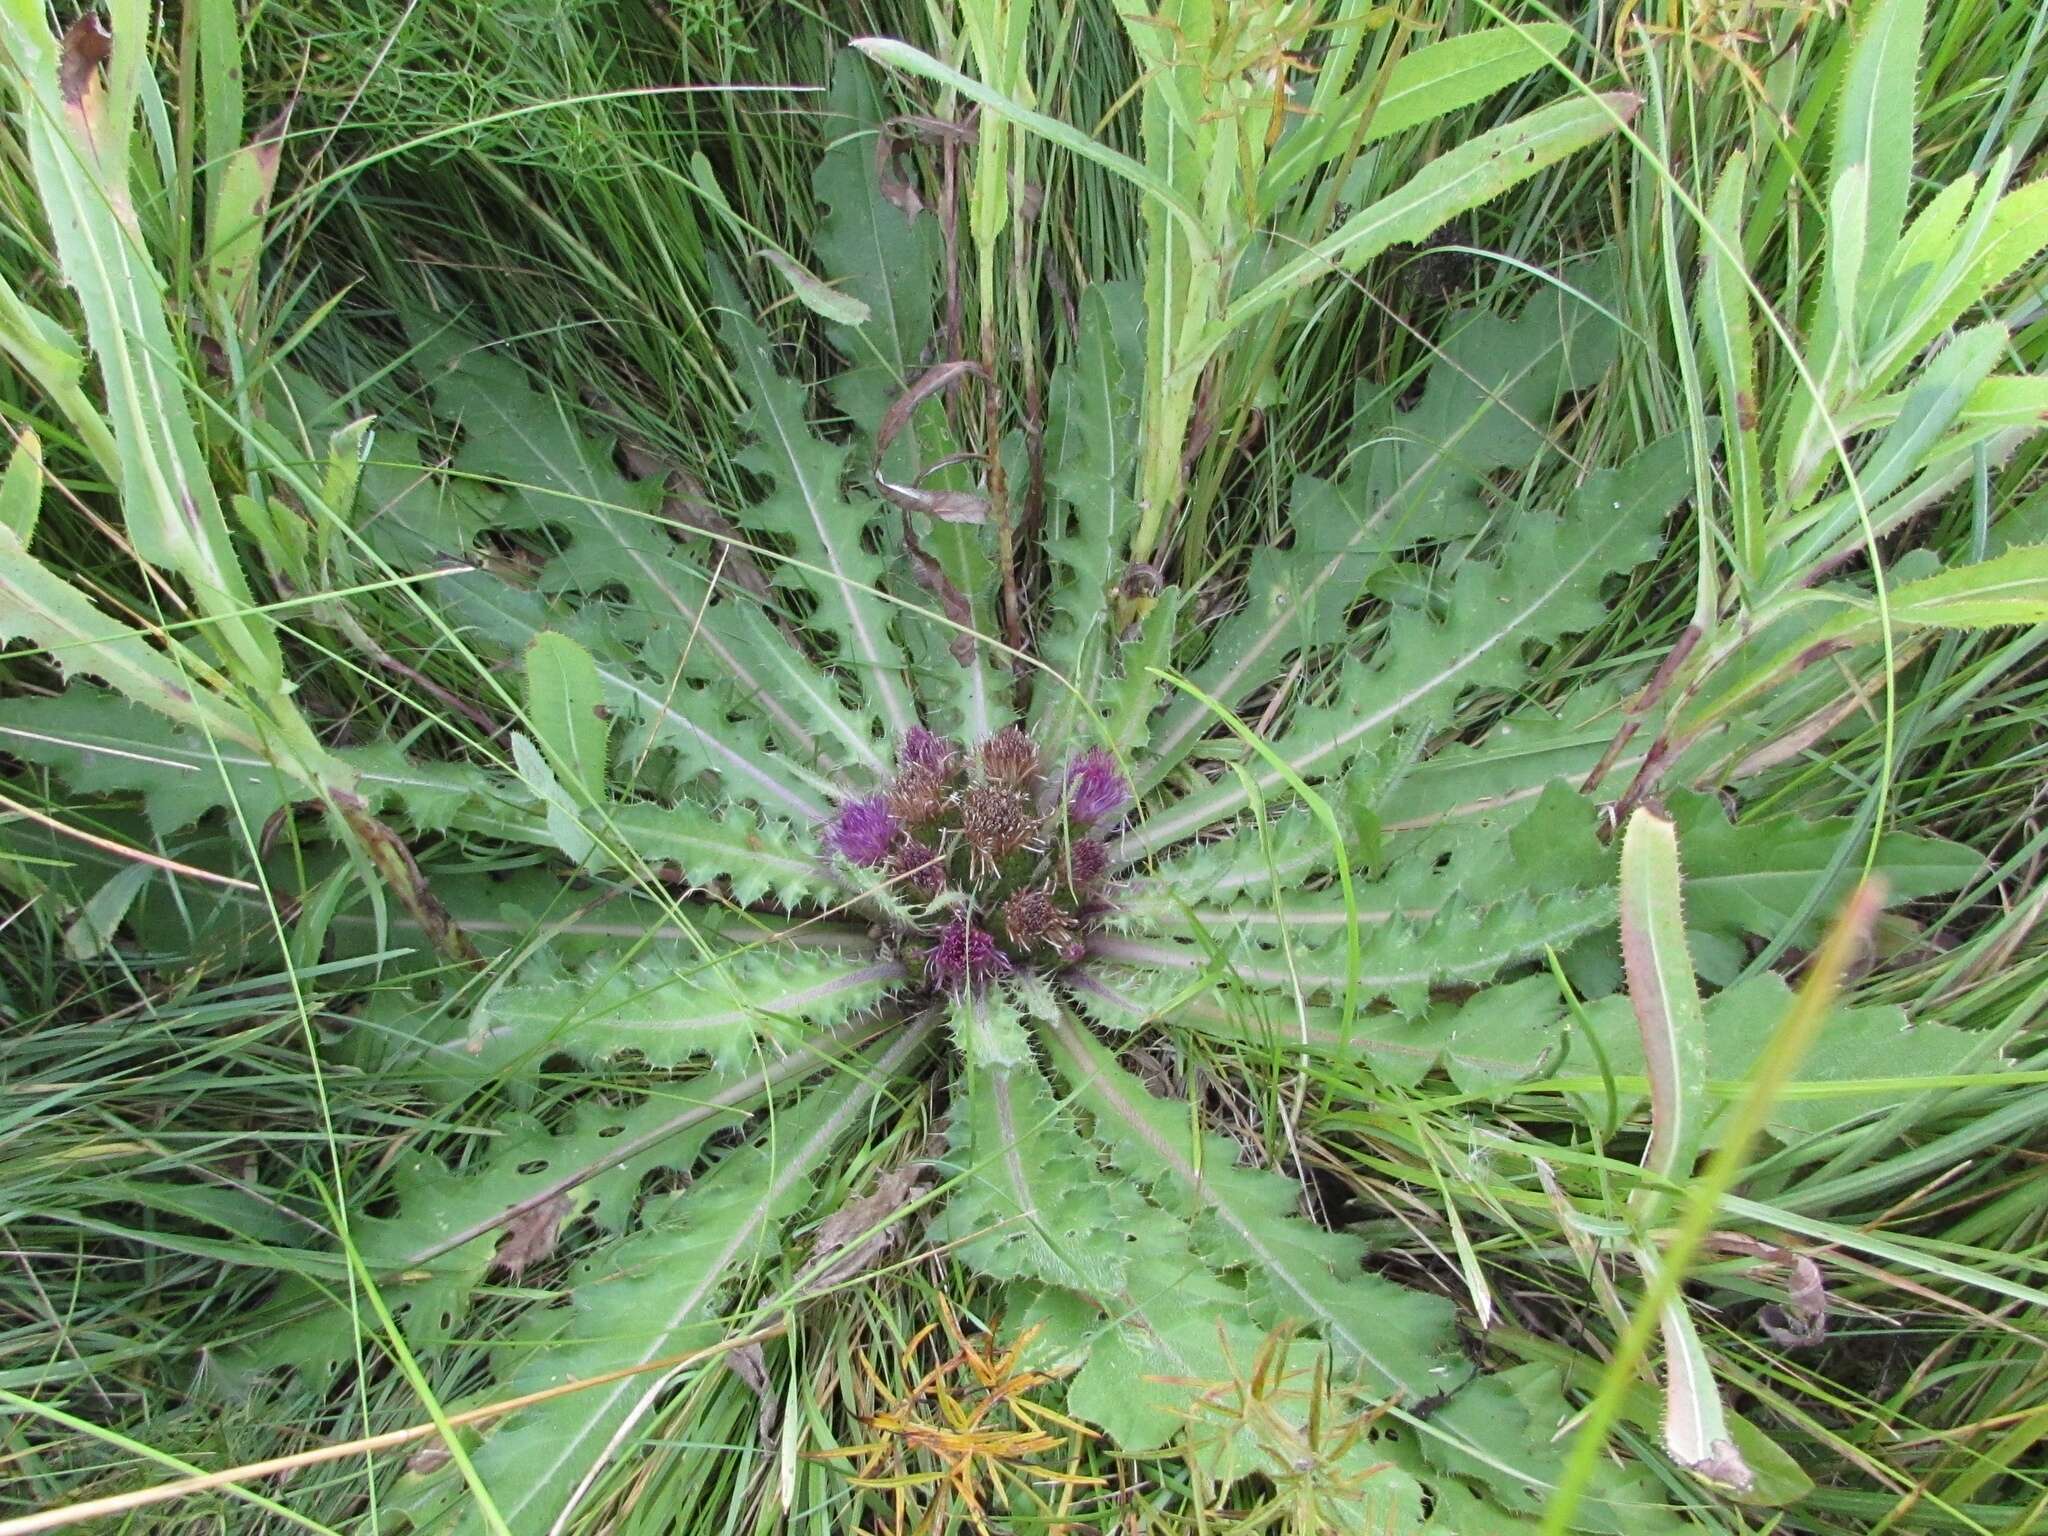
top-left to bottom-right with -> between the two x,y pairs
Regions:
824,726 -> 1131,995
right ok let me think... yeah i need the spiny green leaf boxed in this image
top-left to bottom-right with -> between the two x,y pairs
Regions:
1220,93 -> 1638,342
716,286 -> 920,744
1356,25 -> 1579,148
0,0 -> 279,691
1038,1009 -> 1458,1401
1143,264 -> 1624,785
412,337 -> 842,814
466,945 -> 907,1079
442,1024 -> 933,1536
1127,432 -> 1693,857
0,427 -> 42,546
1032,284 -> 1143,756
809,57 -> 1008,741
932,1058 -> 1127,1293
1832,0 -> 1927,277
948,981 -> 1030,1071
1620,808 -> 1709,1225
0,531 -> 269,753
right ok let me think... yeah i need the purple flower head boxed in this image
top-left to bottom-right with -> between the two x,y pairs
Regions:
900,727 -> 960,777
892,839 -> 947,897
825,796 -> 899,867
887,763 -> 952,829
926,913 -> 1014,995
1063,838 -> 1110,890
1064,749 -> 1131,826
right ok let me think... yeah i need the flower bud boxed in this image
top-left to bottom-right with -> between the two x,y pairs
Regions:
977,726 -> 1040,788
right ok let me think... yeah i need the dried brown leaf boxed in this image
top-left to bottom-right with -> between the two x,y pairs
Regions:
803,1164 -> 926,1291
490,1192 -> 572,1281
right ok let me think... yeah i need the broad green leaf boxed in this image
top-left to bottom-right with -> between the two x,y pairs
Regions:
0,427 -> 43,546
1684,545 -> 2048,733
1261,23 -> 1579,203
62,859 -> 154,959
1832,0 -> 1926,277
1670,791 -> 1978,959
523,632 -> 610,801
1621,810 -> 1750,1491
756,247 -> 871,325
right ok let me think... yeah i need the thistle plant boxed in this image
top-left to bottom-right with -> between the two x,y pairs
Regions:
2,8 -> 2045,1536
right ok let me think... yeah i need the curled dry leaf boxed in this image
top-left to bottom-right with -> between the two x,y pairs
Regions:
1710,1233 -> 1829,1349
57,14 -> 110,107
874,361 -> 991,524
875,478 -> 990,524
876,361 -> 987,458
490,1192 -> 574,1281
801,1164 -> 927,1292
724,1340 -> 783,1439
875,113 -> 976,217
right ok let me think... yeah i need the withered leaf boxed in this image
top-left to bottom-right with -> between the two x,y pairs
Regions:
876,361 -> 987,458
723,1340 -> 782,1439
490,1193 -> 573,1281
802,1164 -> 926,1291
58,15 -> 111,107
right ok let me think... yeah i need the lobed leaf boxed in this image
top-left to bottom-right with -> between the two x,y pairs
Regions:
931,1057 -> 1128,1294
1142,264 -> 1624,786
1125,433 -> 1693,858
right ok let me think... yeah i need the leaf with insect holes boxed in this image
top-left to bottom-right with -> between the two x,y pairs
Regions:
811,56 -> 1007,741
1031,283 -> 1144,757
462,943 -> 907,1077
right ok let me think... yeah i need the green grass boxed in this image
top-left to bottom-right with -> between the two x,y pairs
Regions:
2,0 -> 2047,1531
